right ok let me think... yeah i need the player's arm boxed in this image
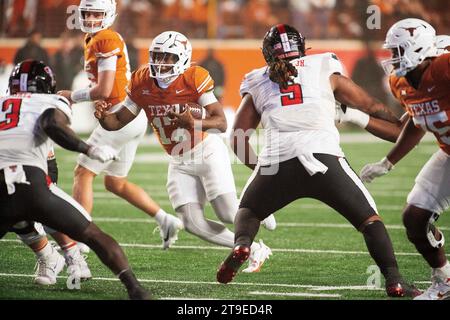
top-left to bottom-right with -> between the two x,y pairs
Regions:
94,100 -> 137,131
230,93 -> 261,170
168,92 -> 227,132
40,108 -> 118,162
330,73 -> 400,124
200,101 -> 227,132
360,117 -> 426,182
337,103 -> 408,142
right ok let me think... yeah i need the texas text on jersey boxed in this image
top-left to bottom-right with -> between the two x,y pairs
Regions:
389,53 -> 450,154
124,65 -> 214,155
84,28 -> 130,106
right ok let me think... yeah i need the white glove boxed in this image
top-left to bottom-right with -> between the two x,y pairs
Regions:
335,103 -> 370,128
360,157 -> 394,183
87,145 -> 119,163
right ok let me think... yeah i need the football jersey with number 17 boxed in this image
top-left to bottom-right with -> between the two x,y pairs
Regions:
124,65 -> 214,155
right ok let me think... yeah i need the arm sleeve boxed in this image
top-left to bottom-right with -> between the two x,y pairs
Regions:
324,53 -> 344,77
197,91 -> 218,107
51,95 -> 73,124
98,55 -> 118,72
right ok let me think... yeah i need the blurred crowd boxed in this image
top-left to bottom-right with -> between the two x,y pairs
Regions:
1,0 -> 449,40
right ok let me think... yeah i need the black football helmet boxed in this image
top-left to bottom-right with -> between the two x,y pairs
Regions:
262,24 -> 306,63
8,59 -> 56,94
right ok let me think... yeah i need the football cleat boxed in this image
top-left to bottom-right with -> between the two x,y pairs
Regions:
216,245 -> 251,284
77,242 -> 90,254
34,248 -> 65,285
65,250 -> 92,281
261,214 -> 277,231
242,240 -> 272,273
128,286 -> 153,300
386,282 -> 422,298
155,214 -> 184,250
414,276 -> 450,300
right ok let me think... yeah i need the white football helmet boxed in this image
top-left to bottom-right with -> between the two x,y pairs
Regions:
78,0 -> 117,34
436,35 -> 450,55
382,18 -> 437,77
149,31 -> 192,83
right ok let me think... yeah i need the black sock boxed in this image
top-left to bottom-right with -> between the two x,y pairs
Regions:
118,269 -> 141,292
234,208 -> 261,248
362,220 -> 403,285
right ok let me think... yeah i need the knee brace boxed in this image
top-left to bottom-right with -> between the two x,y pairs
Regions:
403,210 -> 445,249
426,212 -> 445,248
12,221 -> 47,245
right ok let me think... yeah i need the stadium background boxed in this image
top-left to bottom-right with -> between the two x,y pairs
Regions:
1,0 -> 450,301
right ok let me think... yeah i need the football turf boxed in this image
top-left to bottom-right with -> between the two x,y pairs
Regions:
0,134 -> 448,300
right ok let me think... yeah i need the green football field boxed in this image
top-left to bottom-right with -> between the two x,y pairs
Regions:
0,134 -> 448,300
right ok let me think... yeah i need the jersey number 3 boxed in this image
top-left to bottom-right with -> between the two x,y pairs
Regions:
0,98 -> 22,131
280,84 -> 303,106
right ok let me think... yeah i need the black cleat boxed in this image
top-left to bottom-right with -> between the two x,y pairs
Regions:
216,245 -> 250,284
128,286 -> 153,300
386,282 -> 422,298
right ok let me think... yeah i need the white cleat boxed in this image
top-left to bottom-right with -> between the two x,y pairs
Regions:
242,240 -> 272,273
34,249 -> 65,285
77,242 -> 90,254
414,276 -> 450,300
65,250 -> 92,281
261,214 -> 277,231
158,214 -> 184,250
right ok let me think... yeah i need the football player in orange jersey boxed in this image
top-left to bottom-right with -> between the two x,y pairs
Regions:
360,19 -> 450,300
57,0 -> 183,252
94,31 -> 273,273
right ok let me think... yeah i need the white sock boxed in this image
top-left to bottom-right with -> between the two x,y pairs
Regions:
154,208 -> 168,225
35,242 -> 53,258
62,242 -> 79,258
434,261 -> 450,280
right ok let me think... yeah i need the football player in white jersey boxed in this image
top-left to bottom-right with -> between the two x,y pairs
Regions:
0,60 -> 150,299
216,24 -> 420,298
57,0 -> 182,252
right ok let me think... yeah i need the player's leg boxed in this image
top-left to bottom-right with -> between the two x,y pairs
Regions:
312,154 -> 420,297
217,159 -> 302,283
205,135 -> 276,230
403,149 -> 450,300
22,167 -> 150,299
12,221 -> 65,285
103,133 -> 182,249
44,155 -> 91,278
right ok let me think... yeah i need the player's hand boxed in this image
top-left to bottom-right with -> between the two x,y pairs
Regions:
57,90 -> 73,104
360,157 -> 394,183
168,105 -> 195,129
94,100 -> 112,120
87,145 -> 119,162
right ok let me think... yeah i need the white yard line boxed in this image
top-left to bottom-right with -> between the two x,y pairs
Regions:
249,291 -> 341,298
0,238 -> 422,256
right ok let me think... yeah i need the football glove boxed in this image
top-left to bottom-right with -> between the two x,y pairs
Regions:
87,145 -> 119,162
360,157 -> 394,183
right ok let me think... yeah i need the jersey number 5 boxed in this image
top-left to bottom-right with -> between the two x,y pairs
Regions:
0,98 -> 22,131
280,84 -> 303,106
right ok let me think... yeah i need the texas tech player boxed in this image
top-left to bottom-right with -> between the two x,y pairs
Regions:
215,24 -> 420,297
361,19 -> 450,300
95,31 -> 273,273
57,0 -> 182,250
0,60 -> 150,299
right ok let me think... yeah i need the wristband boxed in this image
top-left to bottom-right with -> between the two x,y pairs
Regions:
71,88 -> 91,103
